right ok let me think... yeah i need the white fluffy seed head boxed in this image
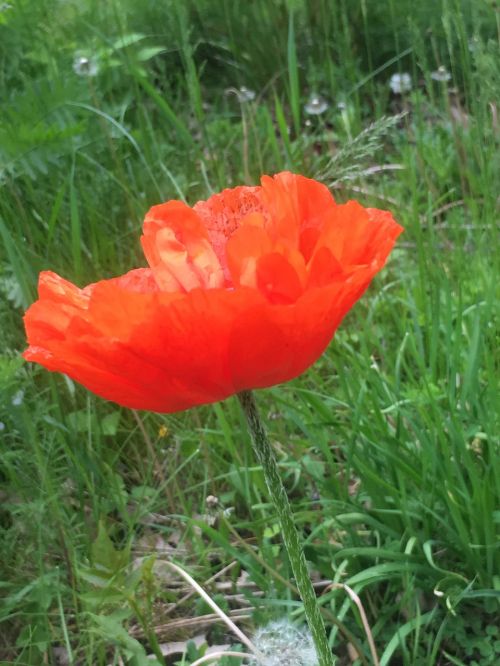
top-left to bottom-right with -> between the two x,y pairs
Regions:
304,93 -> 329,115
73,54 -> 99,77
431,66 -> 451,82
389,72 -> 412,94
249,619 -> 318,666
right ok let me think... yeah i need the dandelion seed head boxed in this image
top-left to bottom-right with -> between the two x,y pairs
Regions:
431,66 -> 451,82
73,54 -> 99,77
249,619 -> 317,666
304,93 -> 329,116
389,72 -> 412,94
205,494 -> 219,509
468,36 -> 479,52
237,86 -> 256,102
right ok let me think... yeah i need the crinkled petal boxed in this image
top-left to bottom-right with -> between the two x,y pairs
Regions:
256,253 -> 303,305
226,217 -> 272,288
311,201 -> 402,271
260,172 -> 336,248
142,201 -> 224,291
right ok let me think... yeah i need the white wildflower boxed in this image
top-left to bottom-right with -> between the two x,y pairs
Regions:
304,93 -> 329,115
389,72 -> 412,94
431,66 -> 451,82
249,619 -> 318,666
0,422 -> 5,431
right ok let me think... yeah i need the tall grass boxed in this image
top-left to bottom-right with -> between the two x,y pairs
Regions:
1,0 -> 499,664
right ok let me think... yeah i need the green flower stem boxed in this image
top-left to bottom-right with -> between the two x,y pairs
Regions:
237,390 -> 334,666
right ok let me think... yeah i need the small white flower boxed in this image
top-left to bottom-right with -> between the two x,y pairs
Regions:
0,422 -> 5,431
431,66 -> 451,82
249,619 -> 317,666
389,72 -> 412,94
11,390 -> 24,407
237,86 -> 256,102
73,54 -> 99,77
304,93 -> 329,115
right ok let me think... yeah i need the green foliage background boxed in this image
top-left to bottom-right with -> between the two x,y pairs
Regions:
0,1 -> 499,664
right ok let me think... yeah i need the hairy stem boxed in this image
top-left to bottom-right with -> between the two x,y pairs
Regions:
237,390 -> 334,666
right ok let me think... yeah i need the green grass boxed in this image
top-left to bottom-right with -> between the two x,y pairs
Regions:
1,0 -> 499,664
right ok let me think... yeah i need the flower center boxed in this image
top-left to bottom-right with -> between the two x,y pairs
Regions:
194,186 -> 269,276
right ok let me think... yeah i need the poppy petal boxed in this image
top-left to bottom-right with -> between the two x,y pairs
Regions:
142,201 -> 224,291
260,172 -> 337,248
256,253 -> 304,304
225,219 -> 272,288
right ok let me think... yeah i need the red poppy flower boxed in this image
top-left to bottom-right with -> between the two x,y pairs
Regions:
23,172 -> 402,413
